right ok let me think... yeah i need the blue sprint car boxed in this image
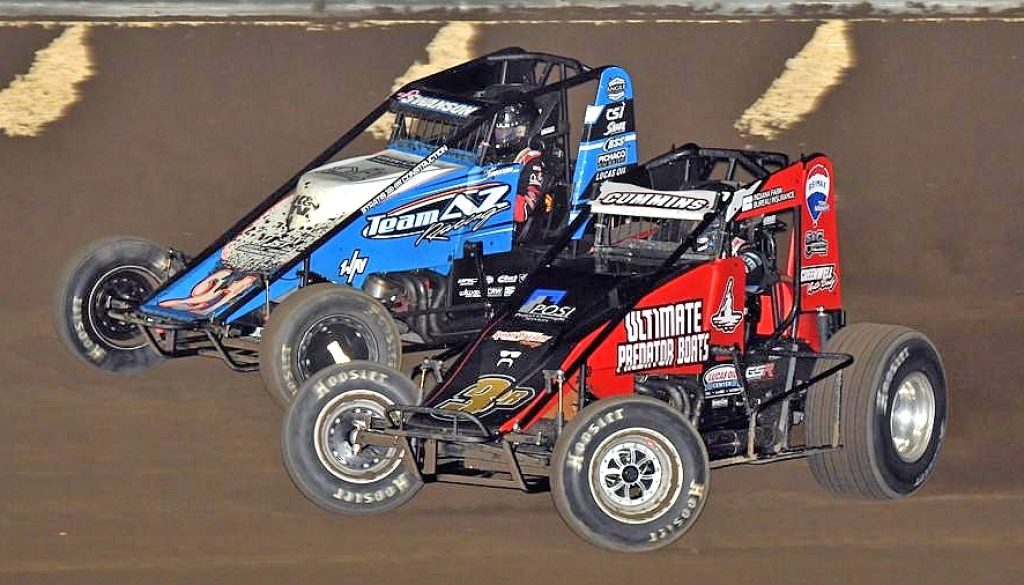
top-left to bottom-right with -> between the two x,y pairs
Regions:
54,48 -> 641,406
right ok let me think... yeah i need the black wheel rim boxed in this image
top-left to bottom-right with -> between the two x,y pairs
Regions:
296,315 -> 376,379
87,265 -> 159,350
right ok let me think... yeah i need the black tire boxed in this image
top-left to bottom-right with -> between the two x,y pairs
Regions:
806,323 -> 948,499
282,361 -> 423,515
551,395 -> 710,552
54,236 -> 180,373
260,283 -> 402,409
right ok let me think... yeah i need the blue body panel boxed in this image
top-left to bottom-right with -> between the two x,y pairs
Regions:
569,67 -> 639,215
141,151 -> 522,325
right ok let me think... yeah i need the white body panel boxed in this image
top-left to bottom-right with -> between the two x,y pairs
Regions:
220,149 -> 460,273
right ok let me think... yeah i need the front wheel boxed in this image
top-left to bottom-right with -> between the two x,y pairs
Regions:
54,237 -> 181,373
551,396 -> 710,552
806,323 -> 948,499
282,361 -> 423,515
260,283 -> 402,409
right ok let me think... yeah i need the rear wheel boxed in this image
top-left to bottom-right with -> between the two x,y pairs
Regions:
551,396 -> 710,552
260,283 -> 401,409
806,323 -> 948,498
282,361 -> 423,515
54,237 -> 180,373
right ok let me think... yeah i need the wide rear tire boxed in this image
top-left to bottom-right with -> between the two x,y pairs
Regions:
806,323 -> 948,499
260,283 -> 401,409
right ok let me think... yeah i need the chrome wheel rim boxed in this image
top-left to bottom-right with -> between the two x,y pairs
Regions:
313,391 -> 401,484
889,372 -> 936,463
588,428 -> 682,524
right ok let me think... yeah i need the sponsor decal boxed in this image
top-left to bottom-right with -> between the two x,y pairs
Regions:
491,329 -> 552,348
801,263 -> 838,295
605,102 -> 625,121
437,375 -> 535,416
485,166 -> 519,178
596,190 -> 710,212
338,249 -> 369,284
710,276 -> 743,333
605,120 -> 627,136
585,100 -> 634,139
367,154 -> 415,169
331,472 -> 413,504
741,186 -> 796,212
617,300 -> 710,373
701,362 -> 776,395
805,163 -> 831,226
496,350 -> 522,368
593,166 -> 629,182
607,76 -> 627,101
603,102 -> 627,136
597,149 -> 628,169
72,296 -> 107,361
363,182 -> 510,245
804,229 -> 829,258
603,135 -> 627,151
566,408 -> 625,472
457,288 -> 513,300
394,89 -> 480,118
517,288 -> 576,322
496,273 -> 526,284
320,165 -> 391,182
745,362 -> 777,382
360,145 -> 449,213
455,273 -> 526,299
309,367 -> 392,400
647,480 -> 706,543
703,364 -> 742,396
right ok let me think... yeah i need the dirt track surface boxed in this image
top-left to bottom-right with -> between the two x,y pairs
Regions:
1,17 -> 1022,583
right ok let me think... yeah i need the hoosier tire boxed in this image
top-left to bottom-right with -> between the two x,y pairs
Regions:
54,236 -> 181,373
282,361 -> 423,515
551,396 -> 710,552
260,283 -> 401,409
806,323 -> 948,499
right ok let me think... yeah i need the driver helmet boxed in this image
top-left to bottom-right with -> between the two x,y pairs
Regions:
493,102 -> 536,156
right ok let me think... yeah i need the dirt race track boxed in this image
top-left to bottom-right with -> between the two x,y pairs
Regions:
1,15 -> 1023,583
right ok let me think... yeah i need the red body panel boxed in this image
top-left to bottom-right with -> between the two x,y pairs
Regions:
739,155 -> 842,350
500,154 -> 844,431
583,259 -> 746,394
